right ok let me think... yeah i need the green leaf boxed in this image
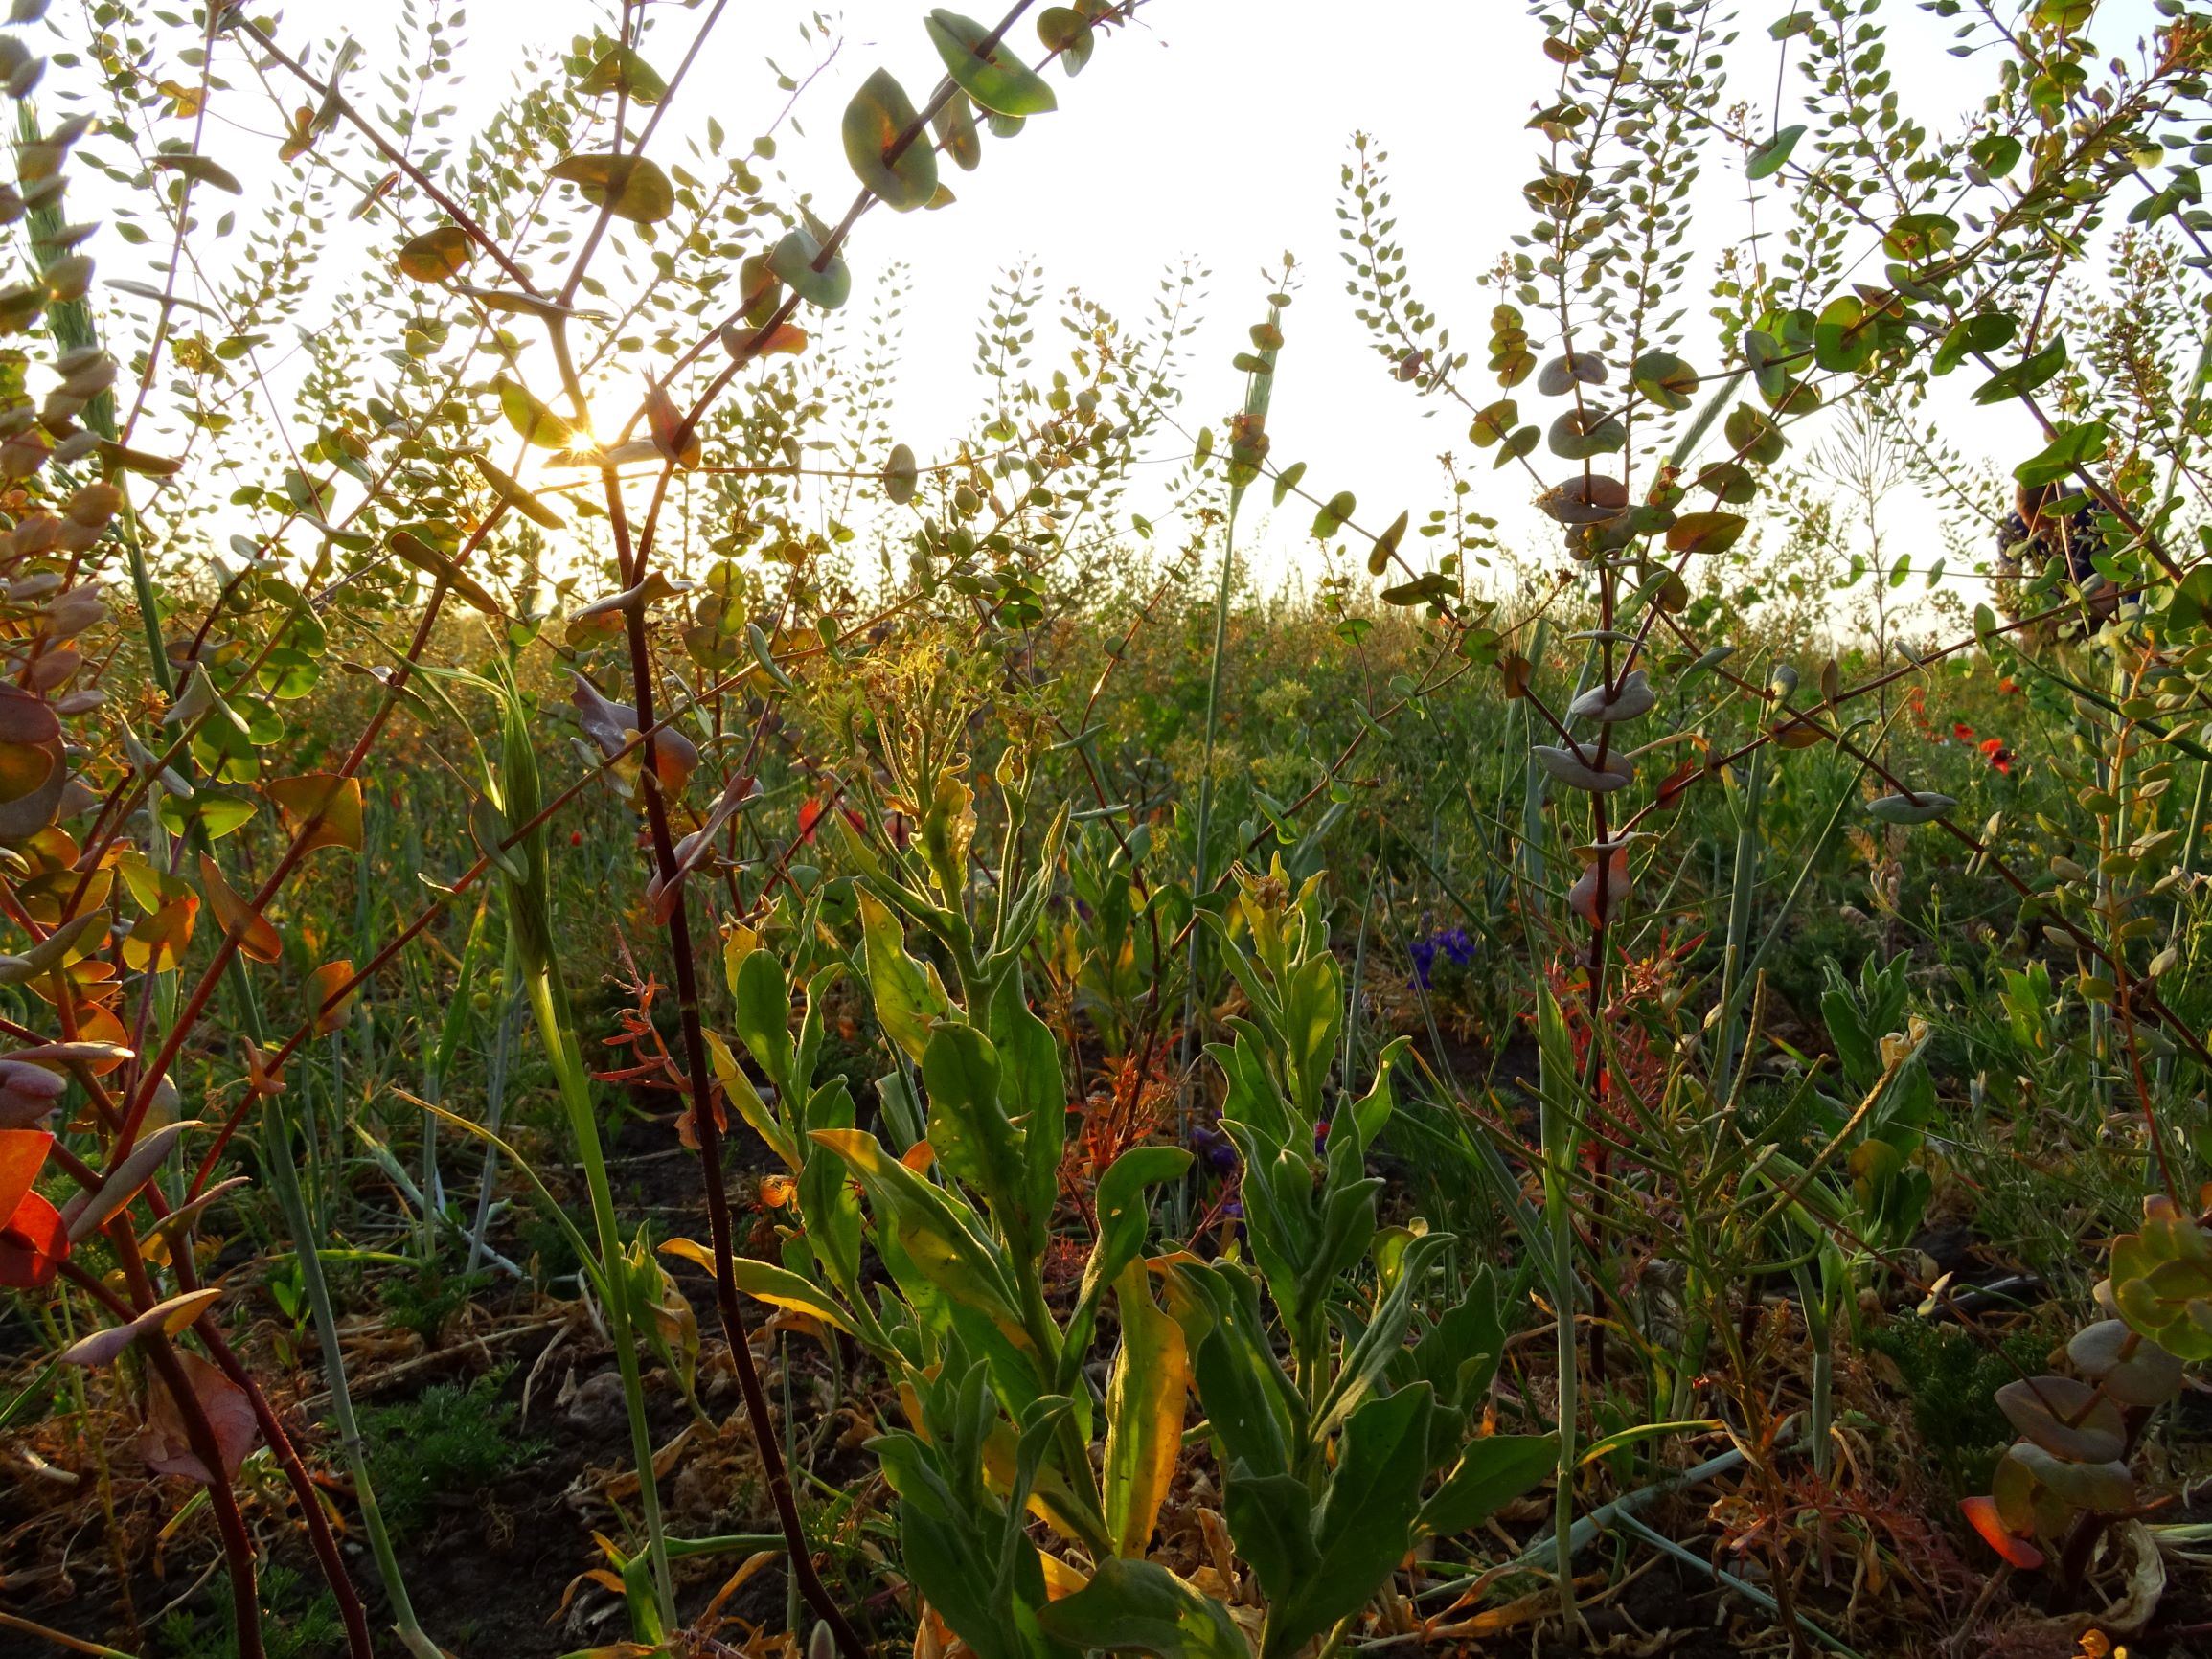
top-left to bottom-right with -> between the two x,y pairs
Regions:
923,1022 -> 1038,1256
1745,124 -> 1804,180
1931,310 -> 2018,376
1035,1558 -> 1243,1659
1813,294 -> 1869,373
857,889 -> 949,1062
734,947 -> 794,1091
1973,337 -> 2067,405
1629,352 -> 1695,411
926,11 -> 1060,117
842,68 -> 938,210
932,93 -> 983,170
547,153 -> 674,224
885,442 -> 919,504
1417,1433 -> 1557,1538
2014,420 -> 2108,489
468,453 -> 563,528
768,227 -> 852,312
662,1239 -> 855,1334
494,377 -> 573,449
152,152 -> 243,193
1254,1385 -> 1435,1659
1666,511 -> 1747,555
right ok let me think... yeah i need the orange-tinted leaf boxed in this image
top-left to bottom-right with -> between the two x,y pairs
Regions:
644,384 -> 700,469
122,893 -> 197,972
267,774 -> 364,854
198,854 -> 282,963
0,1126 -> 51,1219
0,1186 -> 64,1287
1960,1494 -> 2045,1569
308,961 -> 357,1035
140,1350 -> 258,1484
1655,760 -> 1701,811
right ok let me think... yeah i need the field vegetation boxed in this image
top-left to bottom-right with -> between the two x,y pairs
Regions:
7,2 -> 2212,1657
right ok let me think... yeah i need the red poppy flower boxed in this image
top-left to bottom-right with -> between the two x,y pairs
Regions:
797,797 -> 826,844
0,1128 -> 66,1289
569,830 -> 583,847
1952,723 -> 1974,742
1999,677 -> 2021,693
1979,737 -> 2013,775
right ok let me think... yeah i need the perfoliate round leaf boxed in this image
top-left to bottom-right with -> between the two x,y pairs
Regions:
579,46 -> 667,104
926,10 -> 1059,117
1537,474 -> 1627,525
885,443 -> 919,505
1866,791 -> 1956,826
842,68 -> 938,211
547,153 -> 675,224
1666,511 -> 1747,555
1630,352 -> 1696,410
1547,407 -> 1625,459
1038,6 -> 1095,71
395,225 -> 472,284
768,228 -> 852,312
931,93 -> 982,171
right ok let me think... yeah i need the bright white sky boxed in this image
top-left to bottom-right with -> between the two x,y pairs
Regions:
66,0 -> 2178,595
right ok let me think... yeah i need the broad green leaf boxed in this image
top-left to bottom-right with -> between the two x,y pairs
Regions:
922,1022 -> 1037,1254
1256,1385 -> 1435,1659
579,46 -> 667,103
858,889 -> 949,1062
2014,420 -> 2108,489
768,226 -> 853,312
1418,1432 -> 1556,1538
1034,1558 -> 1243,1659
1973,337 -> 2067,405
734,946 -> 795,1092
468,454 -> 563,528
1666,511 -> 1747,555
926,10 -> 1060,118
1745,124 -> 1804,180
843,68 -> 938,210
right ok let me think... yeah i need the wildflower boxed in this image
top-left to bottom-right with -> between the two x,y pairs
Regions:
1408,924 -> 1477,988
1979,737 -> 2012,775
1952,723 -> 1974,742
798,797 -> 826,843
569,830 -> 583,847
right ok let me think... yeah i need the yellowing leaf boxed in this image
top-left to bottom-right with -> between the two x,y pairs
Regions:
395,225 -> 473,284
1102,1261 -> 1187,1558
266,774 -> 364,854
660,1238 -> 856,1334
547,153 -> 674,224
198,855 -> 282,964
308,960 -> 357,1035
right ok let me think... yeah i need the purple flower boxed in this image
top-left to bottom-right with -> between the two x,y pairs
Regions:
1409,925 -> 1477,989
